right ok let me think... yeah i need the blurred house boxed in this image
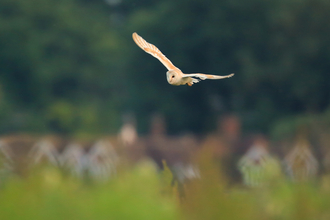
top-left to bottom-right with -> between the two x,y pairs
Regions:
283,138 -> 319,181
60,139 -> 119,181
0,140 -> 14,176
238,135 -> 282,187
28,136 -> 69,167
60,142 -> 88,177
87,139 -> 119,181
0,134 -> 120,181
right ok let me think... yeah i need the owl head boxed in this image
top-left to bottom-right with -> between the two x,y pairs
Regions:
166,70 -> 180,85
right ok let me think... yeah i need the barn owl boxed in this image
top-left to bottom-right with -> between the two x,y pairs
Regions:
132,32 -> 234,86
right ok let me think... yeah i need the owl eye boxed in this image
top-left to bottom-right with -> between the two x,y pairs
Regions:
172,75 -> 175,78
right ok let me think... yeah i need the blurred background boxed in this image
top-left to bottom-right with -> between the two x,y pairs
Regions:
1,0 -> 330,136
1,0 -> 330,219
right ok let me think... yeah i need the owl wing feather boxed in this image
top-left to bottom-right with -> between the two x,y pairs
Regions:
183,73 -> 234,81
132,32 -> 181,72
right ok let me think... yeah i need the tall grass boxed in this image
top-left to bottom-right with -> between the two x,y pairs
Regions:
0,162 -> 179,220
0,151 -> 330,220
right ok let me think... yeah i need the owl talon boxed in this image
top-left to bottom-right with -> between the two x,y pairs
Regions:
192,78 -> 200,84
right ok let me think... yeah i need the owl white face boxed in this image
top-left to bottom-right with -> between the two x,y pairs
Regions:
166,70 -> 177,85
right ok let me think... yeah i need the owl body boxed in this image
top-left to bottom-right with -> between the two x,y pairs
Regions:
166,70 -> 196,86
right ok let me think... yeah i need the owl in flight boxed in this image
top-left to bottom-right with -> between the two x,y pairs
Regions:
132,32 -> 234,86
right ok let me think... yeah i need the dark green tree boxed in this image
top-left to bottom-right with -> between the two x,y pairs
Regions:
0,0 -> 123,134
1,0 -> 330,135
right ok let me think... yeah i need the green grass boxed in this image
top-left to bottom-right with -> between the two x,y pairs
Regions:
0,162 -> 179,220
0,154 -> 330,220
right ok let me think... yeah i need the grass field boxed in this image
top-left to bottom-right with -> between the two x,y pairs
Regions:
0,150 -> 329,220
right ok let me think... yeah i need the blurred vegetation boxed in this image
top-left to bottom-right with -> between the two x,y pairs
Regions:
0,0 -> 123,135
0,163 -> 180,220
1,0 -> 330,135
1,154 -> 330,220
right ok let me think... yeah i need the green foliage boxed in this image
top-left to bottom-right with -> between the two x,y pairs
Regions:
0,0 -> 122,134
1,155 -> 330,219
1,0 -> 330,134
0,163 -> 179,220
270,108 -> 330,140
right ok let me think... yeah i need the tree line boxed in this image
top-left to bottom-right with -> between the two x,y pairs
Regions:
0,0 -> 329,136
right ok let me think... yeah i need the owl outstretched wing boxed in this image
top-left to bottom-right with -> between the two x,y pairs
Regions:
183,73 -> 234,82
132,32 -> 180,72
